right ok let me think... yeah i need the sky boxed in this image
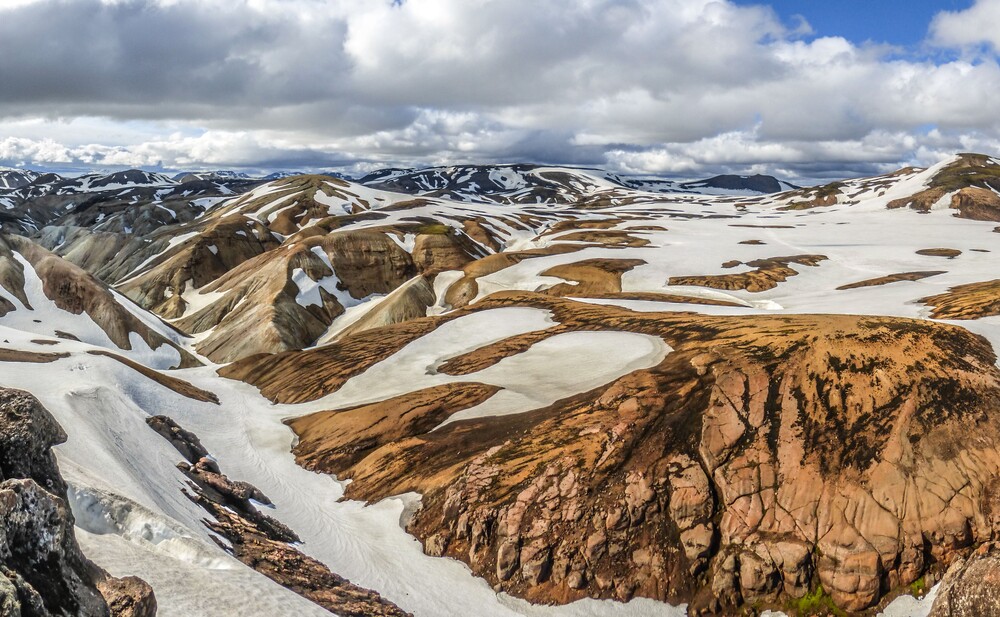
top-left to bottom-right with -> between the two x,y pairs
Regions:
1,0 -> 1000,182
733,0 -> 972,46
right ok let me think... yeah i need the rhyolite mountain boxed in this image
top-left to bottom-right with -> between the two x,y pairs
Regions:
1,154 -> 1000,616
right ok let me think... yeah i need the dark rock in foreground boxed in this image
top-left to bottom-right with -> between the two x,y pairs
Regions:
0,387 -> 156,616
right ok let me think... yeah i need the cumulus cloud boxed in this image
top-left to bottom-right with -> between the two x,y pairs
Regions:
0,136 -> 73,164
930,0 -> 1000,51
0,129 -> 361,173
0,0 -> 999,181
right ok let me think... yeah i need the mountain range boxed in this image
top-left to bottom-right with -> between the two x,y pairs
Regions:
1,153 -> 999,616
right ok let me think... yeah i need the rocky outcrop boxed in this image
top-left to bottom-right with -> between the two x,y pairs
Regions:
409,230 -> 480,274
95,576 -> 159,617
837,270 -> 946,290
950,186 -> 1000,222
0,478 -> 110,616
668,254 -> 827,292
269,292 -> 1000,614
928,543 -> 1000,616
145,415 -> 411,617
923,279 -> 1000,320
0,387 -> 157,617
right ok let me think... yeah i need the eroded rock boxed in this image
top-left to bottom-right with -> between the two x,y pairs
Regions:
277,292 -> 1000,614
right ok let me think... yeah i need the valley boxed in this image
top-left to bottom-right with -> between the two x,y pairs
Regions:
1,154 -> 1000,616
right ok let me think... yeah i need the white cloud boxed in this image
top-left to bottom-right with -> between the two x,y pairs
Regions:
930,0 -> 1000,51
0,137 -> 73,164
0,0 -> 999,181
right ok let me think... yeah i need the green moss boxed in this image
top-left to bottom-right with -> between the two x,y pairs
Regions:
909,576 -> 927,596
927,154 -> 1000,192
780,181 -> 846,210
791,585 -> 846,616
416,223 -> 453,235
814,181 -> 846,197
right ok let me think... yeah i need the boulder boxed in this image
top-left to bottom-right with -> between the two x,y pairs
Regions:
929,544 -> 1000,617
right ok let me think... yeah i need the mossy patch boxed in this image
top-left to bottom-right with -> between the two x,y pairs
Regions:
790,585 -> 846,616
909,576 -> 927,597
416,223 -> 453,235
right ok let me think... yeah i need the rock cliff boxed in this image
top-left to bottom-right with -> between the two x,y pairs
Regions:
258,293 -> 1000,614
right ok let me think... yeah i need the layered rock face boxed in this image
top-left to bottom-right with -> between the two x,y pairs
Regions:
0,387 -> 156,616
252,293 -> 1000,614
174,230 -> 419,362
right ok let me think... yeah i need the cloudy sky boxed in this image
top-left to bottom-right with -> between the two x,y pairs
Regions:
1,0 -> 999,181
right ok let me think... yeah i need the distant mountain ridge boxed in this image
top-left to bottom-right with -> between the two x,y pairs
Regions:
173,170 -> 253,183
681,173 -> 800,194
359,164 -> 796,204
0,167 -> 41,190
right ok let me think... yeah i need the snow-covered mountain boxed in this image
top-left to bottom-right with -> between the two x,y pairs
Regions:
261,170 -> 306,181
0,166 -> 41,190
359,164 -> 796,203
172,170 -> 254,183
0,169 -> 268,235
3,153 -> 1000,616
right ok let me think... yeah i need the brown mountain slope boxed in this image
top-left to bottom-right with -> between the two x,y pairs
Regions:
923,279 -> 1000,320
0,233 -> 197,367
887,154 -> 1000,221
175,230 -> 422,363
117,217 -> 281,320
223,292 -> 1000,613
171,223 -> 486,363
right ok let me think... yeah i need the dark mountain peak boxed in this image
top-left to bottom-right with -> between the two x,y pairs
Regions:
681,174 -> 798,194
0,168 -> 41,191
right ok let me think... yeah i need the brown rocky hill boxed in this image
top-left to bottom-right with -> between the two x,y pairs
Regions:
158,226 -> 480,363
223,292 -> 1000,614
887,153 -> 1000,220
71,174 -> 507,362
0,233 -> 197,368
776,153 -> 1000,218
